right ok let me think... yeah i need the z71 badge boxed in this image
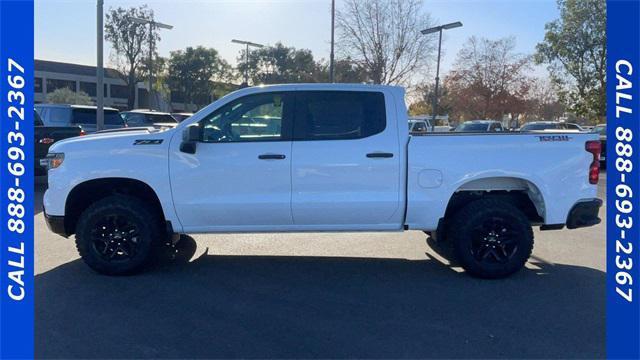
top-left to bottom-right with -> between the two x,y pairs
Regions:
133,139 -> 164,145
535,135 -> 572,142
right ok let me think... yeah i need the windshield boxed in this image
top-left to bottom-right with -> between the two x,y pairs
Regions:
123,113 -> 178,126
172,114 -> 192,122
455,123 -> 489,132
593,125 -> 606,135
520,123 -> 561,131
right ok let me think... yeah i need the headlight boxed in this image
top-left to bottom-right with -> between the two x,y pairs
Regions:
40,153 -> 64,170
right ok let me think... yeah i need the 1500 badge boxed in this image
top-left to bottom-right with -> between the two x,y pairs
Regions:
535,135 -> 572,142
133,139 -> 163,145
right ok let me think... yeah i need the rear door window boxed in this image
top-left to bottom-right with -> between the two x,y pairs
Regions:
72,109 -> 124,126
293,91 -> 386,141
47,108 -> 71,126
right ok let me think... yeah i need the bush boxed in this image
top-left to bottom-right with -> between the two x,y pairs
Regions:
46,88 -> 93,105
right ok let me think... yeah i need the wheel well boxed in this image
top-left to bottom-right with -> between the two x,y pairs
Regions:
64,178 -> 165,235
444,190 -> 544,225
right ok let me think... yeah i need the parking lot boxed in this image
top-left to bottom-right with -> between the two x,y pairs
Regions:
34,174 -> 606,359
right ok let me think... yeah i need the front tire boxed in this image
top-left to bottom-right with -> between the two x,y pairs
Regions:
447,198 -> 534,279
75,195 -> 162,275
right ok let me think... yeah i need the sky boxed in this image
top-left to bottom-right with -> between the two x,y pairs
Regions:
35,0 -> 560,80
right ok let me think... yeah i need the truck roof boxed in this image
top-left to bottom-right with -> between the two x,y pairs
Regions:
463,120 -> 500,124
35,104 -> 119,111
241,83 -> 403,92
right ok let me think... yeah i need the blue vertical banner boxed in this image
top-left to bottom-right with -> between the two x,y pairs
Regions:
0,0 -> 35,359
607,0 -> 640,358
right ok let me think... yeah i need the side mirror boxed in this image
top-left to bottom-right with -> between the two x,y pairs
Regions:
180,125 -> 201,154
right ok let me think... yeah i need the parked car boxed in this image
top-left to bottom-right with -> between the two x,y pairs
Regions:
42,84 -> 601,278
34,109 -> 83,176
519,121 -> 582,132
410,116 -> 451,132
408,119 -> 429,134
455,120 -> 504,132
121,110 -> 178,129
593,124 -> 606,166
171,112 -> 194,122
34,104 -> 125,133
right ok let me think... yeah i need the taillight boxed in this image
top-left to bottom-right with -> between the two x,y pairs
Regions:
38,137 -> 54,144
79,129 -> 86,136
586,140 -> 601,184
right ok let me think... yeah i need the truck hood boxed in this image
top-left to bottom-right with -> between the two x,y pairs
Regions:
49,126 -> 175,154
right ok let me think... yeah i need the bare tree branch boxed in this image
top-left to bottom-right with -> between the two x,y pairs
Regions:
336,0 -> 436,85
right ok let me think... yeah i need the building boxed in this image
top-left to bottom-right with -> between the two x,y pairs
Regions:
35,59 -> 149,110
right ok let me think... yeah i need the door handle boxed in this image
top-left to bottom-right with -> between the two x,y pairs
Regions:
258,154 -> 286,160
366,152 -> 394,158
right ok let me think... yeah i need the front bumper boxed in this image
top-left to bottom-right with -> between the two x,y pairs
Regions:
43,209 -> 69,237
566,199 -> 602,229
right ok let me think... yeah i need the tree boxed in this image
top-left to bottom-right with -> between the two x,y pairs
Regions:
46,88 -> 93,105
336,0 -> 436,85
237,42 -> 321,85
444,36 -> 532,121
523,78 -> 566,122
105,5 -> 159,109
408,82 -> 453,116
535,0 -> 606,123
322,58 -> 370,83
167,46 -> 231,109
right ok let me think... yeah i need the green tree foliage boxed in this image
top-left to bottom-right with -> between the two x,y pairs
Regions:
105,5 -> 159,109
167,46 -> 231,108
409,83 -> 453,116
318,58 -> 370,83
535,0 -> 606,122
236,42 -> 369,85
46,88 -> 93,105
237,42 -> 322,85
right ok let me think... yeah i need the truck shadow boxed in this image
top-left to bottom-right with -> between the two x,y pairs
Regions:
35,235 -> 604,359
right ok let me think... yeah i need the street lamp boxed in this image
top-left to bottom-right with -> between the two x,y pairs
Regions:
97,0 -> 104,130
232,39 -> 264,87
421,21 -> 462,129
329,0 -> 335,83
130,16 -> 173,110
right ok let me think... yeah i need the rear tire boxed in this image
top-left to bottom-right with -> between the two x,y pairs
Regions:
447,198 -> 534,279
75,195 -> 162,275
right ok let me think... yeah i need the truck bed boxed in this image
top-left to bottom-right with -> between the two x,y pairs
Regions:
405,132 -> 600,230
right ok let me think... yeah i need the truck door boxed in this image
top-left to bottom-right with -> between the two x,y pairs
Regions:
169,92 -> 294,231
291,90 -> 402,229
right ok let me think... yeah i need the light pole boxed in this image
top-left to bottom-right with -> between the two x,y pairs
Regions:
329,0 -> 335,83
232,39 -> 264,87
421,21 -> 462,129
97,0 -> 104,130
130,16 -> 173,110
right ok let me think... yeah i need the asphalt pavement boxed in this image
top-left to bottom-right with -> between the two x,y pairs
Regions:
34,174 -> 606,359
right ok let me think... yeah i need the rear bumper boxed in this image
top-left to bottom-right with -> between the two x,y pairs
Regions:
43,208 -> 69,237
566,198 -> 602,229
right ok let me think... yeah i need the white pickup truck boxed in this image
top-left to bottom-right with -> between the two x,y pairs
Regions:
42,84 -> 602,278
